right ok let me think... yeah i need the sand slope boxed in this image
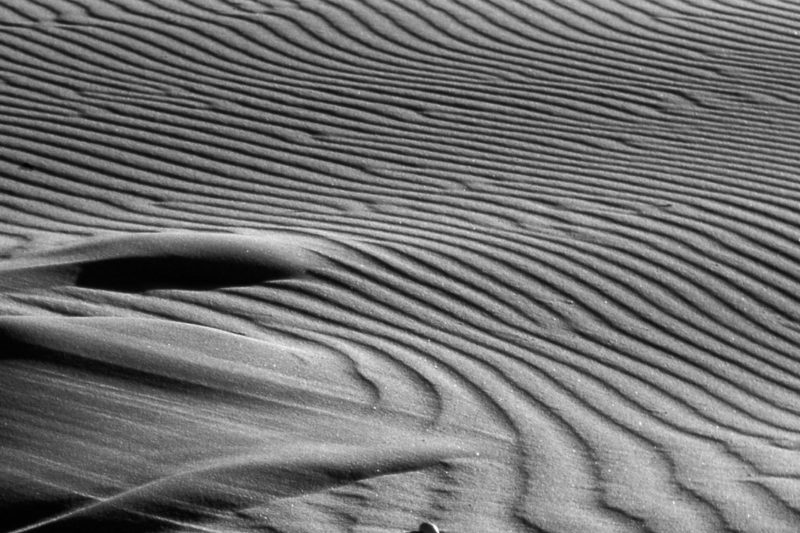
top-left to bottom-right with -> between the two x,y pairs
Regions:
3,0 -> 800,532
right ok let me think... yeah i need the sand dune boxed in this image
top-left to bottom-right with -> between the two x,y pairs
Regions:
8,443 -> 468,533
3,0 -> 800,532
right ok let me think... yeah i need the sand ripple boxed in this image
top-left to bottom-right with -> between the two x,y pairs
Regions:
2,1 -> 800,532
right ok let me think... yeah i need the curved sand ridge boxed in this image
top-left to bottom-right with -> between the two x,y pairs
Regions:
0,231 -> 317,291
3,0 -> 800,532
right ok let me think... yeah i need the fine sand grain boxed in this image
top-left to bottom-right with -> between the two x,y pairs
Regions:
2,1 -> 800,532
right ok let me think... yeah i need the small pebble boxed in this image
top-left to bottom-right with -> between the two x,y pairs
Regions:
418,522 -> 440,533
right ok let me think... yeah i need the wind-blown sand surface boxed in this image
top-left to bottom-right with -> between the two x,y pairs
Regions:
2,0 -> 800,531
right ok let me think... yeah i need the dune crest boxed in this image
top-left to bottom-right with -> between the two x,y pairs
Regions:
0,231 -> 320,292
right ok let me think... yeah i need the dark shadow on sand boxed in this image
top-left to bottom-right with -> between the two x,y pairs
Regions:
74,255 -> 298,292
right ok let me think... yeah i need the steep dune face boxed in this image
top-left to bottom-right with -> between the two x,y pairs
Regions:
3,0 -> 800,532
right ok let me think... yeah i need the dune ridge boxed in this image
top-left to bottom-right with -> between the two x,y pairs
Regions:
0,231 -> 320,291
3,0 -> 800,532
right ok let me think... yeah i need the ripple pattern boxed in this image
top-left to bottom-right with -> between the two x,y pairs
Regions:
2,1 -> 800,532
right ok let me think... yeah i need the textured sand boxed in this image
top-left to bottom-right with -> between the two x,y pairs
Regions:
3,1 -> 800,532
